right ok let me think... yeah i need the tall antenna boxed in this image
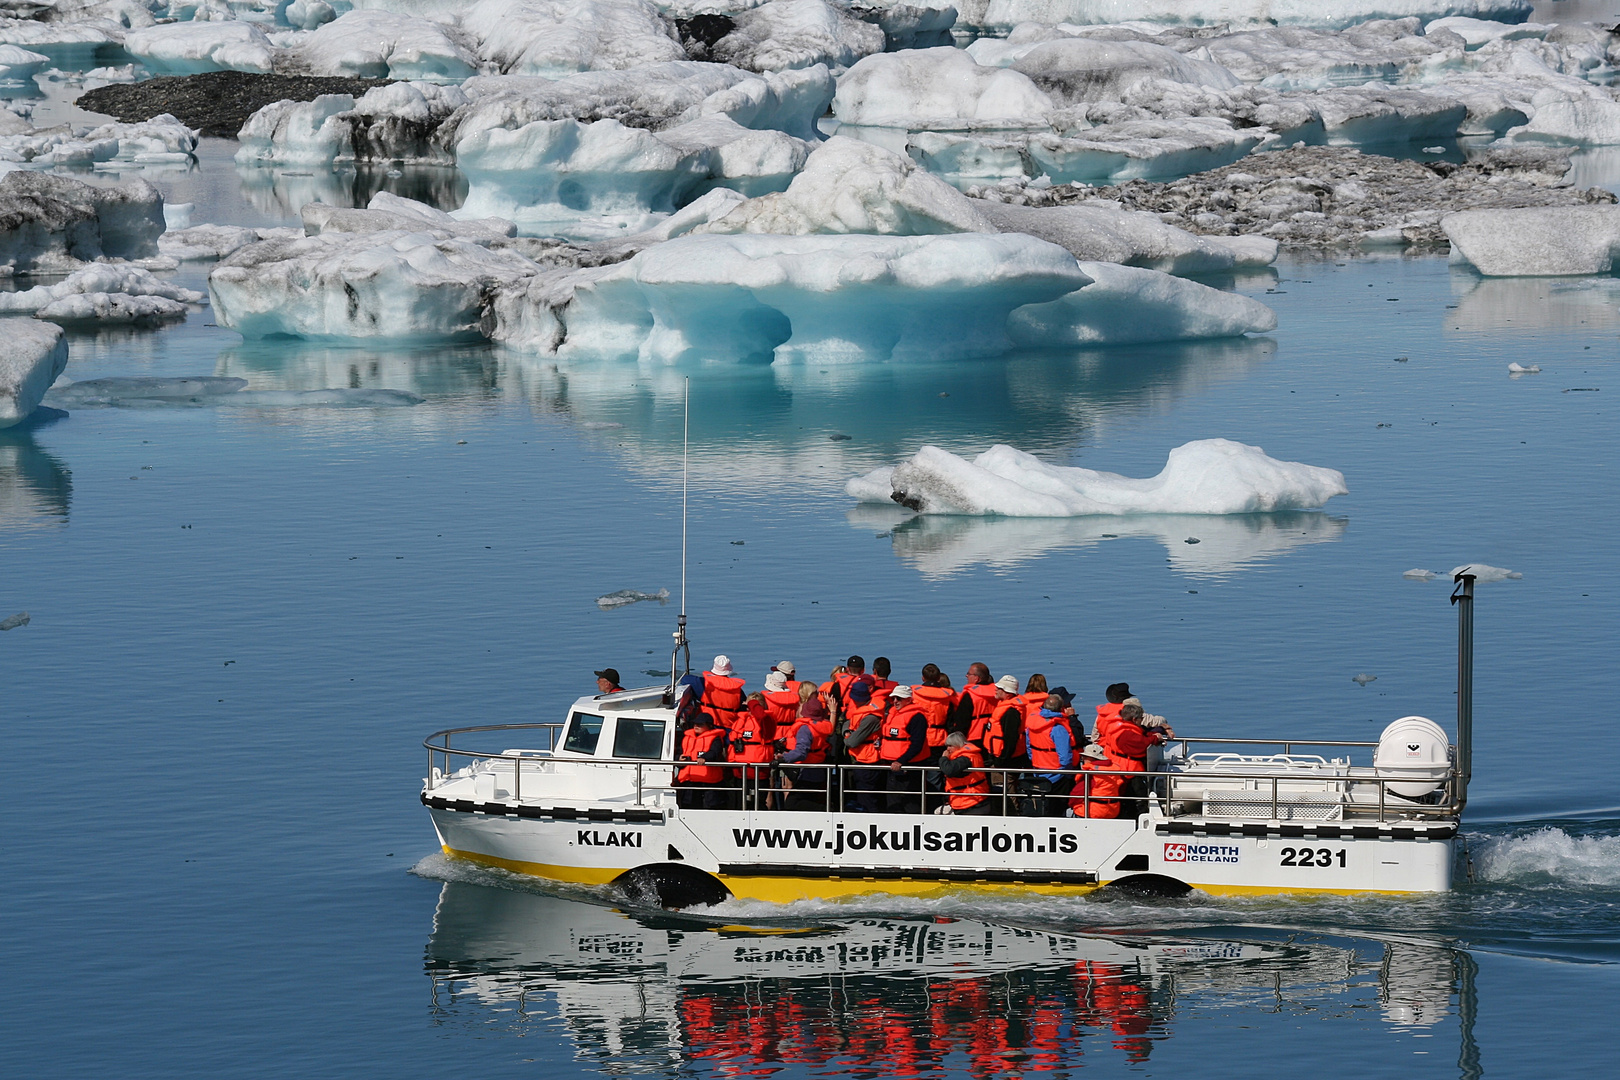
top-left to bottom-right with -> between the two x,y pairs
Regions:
669,379 -> 691,703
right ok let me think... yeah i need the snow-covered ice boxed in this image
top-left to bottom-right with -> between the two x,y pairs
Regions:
846,439 -> 1348,516
968,1 -> 1533,36
0,264 -> 205,325
235,82 -> 468,167
1451,562 -> 1522,581
123,22 -> 277,75
159,224 -> 304,261
0,43 -> 48,84
0,321 -> 68,429
1508,361 -> 1540,373
286,10 -> 478,81
973,200 -> 1278,274
0,172 -> 164,274
458,0 -> 686,77
1443,206 -> 1620,275
706,0 -> 884,74
834,47 -> 1057,130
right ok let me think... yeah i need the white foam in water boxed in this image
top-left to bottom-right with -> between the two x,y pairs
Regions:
1474,827 -> 1620,888
848,439 -> 1346,516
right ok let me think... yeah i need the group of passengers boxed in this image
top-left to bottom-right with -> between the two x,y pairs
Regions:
660,654 -> 1174,819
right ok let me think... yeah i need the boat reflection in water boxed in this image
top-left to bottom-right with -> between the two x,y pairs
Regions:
423,877 -> 1479,1076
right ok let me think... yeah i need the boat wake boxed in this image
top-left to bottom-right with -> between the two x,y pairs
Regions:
1471,825 -> 1620,888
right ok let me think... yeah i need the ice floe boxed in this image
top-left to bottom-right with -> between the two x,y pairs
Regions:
0,264 -> 205,324
0,321 -> 68,429
1443,206 -> 1620,274
847,438 -> 1346,516
0,172 -> 164,274
208,230 -> 542,339
159,223 -> 304,261
973,200 -> 1277,273
458,0 -> 686,77
43,376 -> 425,407
1403,564 -> 1522,581
234,81 -> 468,167
1007,260 -> 1277,344
285,10 -> 478,81
123,22 -> 277,75
596,587 -> 671,608
967,1 -> 1533,36
704,0 -> 884,74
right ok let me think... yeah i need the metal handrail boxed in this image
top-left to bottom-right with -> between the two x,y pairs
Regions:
422,739 -> 1461,821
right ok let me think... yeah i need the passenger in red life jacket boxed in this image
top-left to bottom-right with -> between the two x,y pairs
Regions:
949,662 -> 999,739
936,732 -> 993,816
729,693 -> 777,810
869,656 -> 898,707
1110,700 -> 1171,820
839,679 -> 886,813
700,655 -> 746,730
761,670 -> 801,735
779,684 -> 835,811
910,665 -> 958,761
675,711 -> 730,810
879,684 -> 930,813
594,668 -> 624,694
1067,743 -> 1125,819
976,674 -> 1027,768
1023,693 -> 1078,816
772,660 -> 801,695
1092,682 -> 1132,749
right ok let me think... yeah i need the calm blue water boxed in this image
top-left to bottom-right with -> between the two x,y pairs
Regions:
5,158 -> 1620,1076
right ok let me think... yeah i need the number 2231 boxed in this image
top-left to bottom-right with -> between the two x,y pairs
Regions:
1279,847 -> 1346,867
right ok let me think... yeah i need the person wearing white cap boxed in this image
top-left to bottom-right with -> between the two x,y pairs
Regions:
878,684 -> 931,813
700,655 -> 746,730
761,669 -> 801,739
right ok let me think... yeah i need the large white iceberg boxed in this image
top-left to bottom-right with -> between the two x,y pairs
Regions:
287,10 -> 478,81
234,82 -> 468,167
458,0 -> 685,77
834,47 -> 1056,130
208,230 -> 542,339
490,231 -> 1092,362
973,200 -> 1277,274
123,22 -> 276,75
708,0 -> 884,74
1442,206 -> 1620,275
969,1 -> 1532,35
0,320 -> 67,429
848,439 -> 1348,516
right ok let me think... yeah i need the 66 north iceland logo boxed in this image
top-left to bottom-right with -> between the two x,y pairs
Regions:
1164,842 -> 1239,864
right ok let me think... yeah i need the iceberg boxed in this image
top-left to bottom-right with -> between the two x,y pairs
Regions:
286,10 -> 478,81
0,322 -> 68,430
1009,36 -> 1241,103
0,172 -> 165,274
1027,117 -> 1270,183
490,231 -> 1092,362
159,224 -> 304,261
0,44 -> 48,85
208,230 -> 542,340
833,47 -> 1056,130
596,587 -> 671,608
303,191 -> 519,243
0,264 -> 205,316
123,22 -> 277,75
1442,206 -> 1620,275
848,439 -> 1347,516
235,82 -> 469,167
1008,260 -> 1278,344
970,1 -> 1533,36
458,0 -> 686,77
973,200 -> 1278,274
706,0 -> 884,74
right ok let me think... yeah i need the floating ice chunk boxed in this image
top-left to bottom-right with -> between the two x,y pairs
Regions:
848,0 -> 959,51
1026,117 -> 1269,184
0,322 -> 67,429
304,191 -> 518,243
1310,85 -> 1467,146
491,231 -> 1090,362
459,0 -> 686,77
1402,568 -> 1439,580
970,1 -> 1533,36
709,0 -> 884,74
833,47 -> 1056,130
226,389 -> 425,407
35,294 -> 193,325
848,439 -> 1347,517
288,11 -> 478,81
1352,673 -> 1377,685
163,202 -> 193,231
1442,207 -> 1620,276
845,464 -> 897,503
0,172 -> 164,273
1008,261 -> 1277,346
1010,36 -> 1240,104
159,224 -> 304,262
0,44 -> 48,85
1450,563 -> 1521,581
596,587 -> 671,608
700,136 -> 998,236
123,23 -> 276,76
0,611 -> 28,631
45,376 -> 248,406
208,230 -> 541,340
0,265 -> 204,315
1508,362 -> 1540,374
974,200 -> 1277,275
1427,16 -> 1547,49
235,94 -> 356,167
235,82 -> 468,168
1505,96 -> 1620,147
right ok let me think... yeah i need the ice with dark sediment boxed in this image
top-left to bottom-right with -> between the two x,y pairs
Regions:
0,172 -> 165,274
847,439 -> 1347,516
595,587 -> 671,608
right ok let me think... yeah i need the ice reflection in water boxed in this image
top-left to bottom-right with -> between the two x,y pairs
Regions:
1448,271 -> 1620,334
0,415 -> 71,530
850,507 -> 1348,579
423,879 -> 1478,1076
235,163 -> 466,220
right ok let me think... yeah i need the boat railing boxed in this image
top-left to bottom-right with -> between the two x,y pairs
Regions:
421,726 -> 1460,823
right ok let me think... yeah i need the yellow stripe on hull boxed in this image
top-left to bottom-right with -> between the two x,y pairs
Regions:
442,848 -> 1428,900
443,845 -> 623,886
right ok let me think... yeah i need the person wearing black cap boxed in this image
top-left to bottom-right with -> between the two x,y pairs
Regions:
596,669 -> 625,694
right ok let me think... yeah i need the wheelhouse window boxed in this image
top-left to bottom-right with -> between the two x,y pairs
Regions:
562,712 -> 604,755
612,718 -> 667,760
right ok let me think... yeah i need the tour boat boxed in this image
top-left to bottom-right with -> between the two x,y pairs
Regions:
418,569 -> 1480,907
